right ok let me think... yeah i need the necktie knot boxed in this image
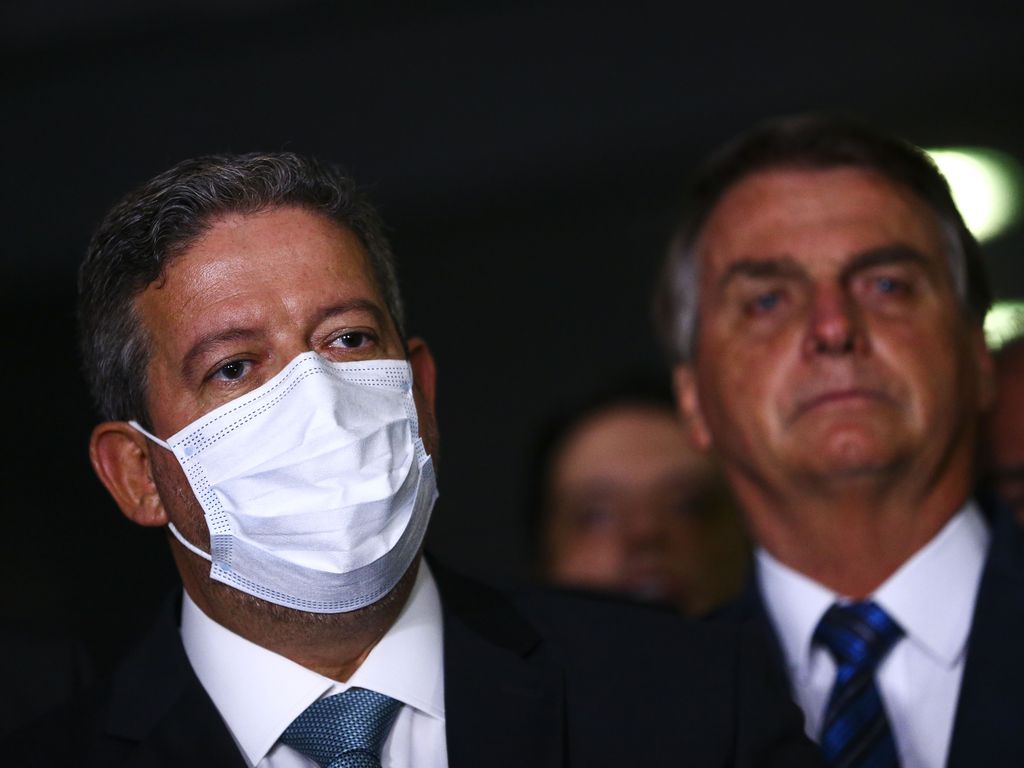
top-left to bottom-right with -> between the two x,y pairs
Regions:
280,687 -> 402,768
814,600 -> 903,670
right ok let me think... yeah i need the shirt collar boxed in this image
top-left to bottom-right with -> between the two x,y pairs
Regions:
756,543 -> 836,684
180,561 -> 445,767
874,501 -> 989,665
756,501 -> 990,681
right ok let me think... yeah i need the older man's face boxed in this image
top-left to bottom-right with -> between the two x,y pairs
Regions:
678,167 -> 991,497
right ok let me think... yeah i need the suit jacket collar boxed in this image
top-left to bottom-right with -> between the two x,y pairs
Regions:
729,496 -> 1024,767
103,593 -> 246,768
717,557 -> 789,679
946,496 -> 1024,767
432,560 -> 565,768
105,566 -> 566,768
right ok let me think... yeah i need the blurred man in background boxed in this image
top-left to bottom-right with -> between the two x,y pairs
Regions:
981,335 -> 1024,521
531,374 -> 748,616
655,113 -> 1024,767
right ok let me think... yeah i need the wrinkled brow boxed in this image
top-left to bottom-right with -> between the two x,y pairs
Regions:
717,257 -> 806,290
717,243 -> 934,292
839,244 -> 932,283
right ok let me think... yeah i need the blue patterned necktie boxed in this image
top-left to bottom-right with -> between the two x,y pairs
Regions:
813,601 -> 904,768
280,687 -> 402,768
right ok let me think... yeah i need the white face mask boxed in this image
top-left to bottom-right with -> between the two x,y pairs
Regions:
130,351 -> 438,614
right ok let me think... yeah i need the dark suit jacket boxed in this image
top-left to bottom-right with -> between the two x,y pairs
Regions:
720,500 -> 1024,768
5,562 -> 820,767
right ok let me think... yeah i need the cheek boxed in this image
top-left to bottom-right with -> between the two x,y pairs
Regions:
150,451 -> 209,543
697,345 -> 789,441
662,520 -> 709,561
548,534 -> 622,582
872,320 -> 967,415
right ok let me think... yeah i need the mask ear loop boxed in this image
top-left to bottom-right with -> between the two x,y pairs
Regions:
167,523 -> 213,562
127,420 -> 172,450
127,421 -> 214,563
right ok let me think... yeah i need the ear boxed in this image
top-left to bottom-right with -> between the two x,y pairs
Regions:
672,365 -> 713,451
406,336 -> 437,411
89,422 -> 169,527
971,324 -> 996,411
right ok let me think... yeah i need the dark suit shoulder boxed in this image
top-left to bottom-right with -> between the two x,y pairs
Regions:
5,595 -> 244,768
947,501 -> 1024,766
509,582 -> 746,670
434,562 -> 820,767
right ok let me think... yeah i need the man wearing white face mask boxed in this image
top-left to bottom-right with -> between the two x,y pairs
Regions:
9,153 -> 819,767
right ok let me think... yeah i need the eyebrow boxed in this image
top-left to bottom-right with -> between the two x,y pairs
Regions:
180,299 -> 391,383
311,299 -> 389,329
839,244 -> 932,282
717,257 -> 806,290
181,327 -> 265,383
717,243 -> 934,291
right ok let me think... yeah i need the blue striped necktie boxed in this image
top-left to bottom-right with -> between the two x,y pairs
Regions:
814,601 -> 904,768
280,687 -> 402,768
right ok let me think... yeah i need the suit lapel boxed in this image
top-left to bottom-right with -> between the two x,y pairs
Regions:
434,564 -> 564,768
717,568 -> 790,685
946,503 -> 1024,767
104,594 -> 246,768
724,507 -> 1024,767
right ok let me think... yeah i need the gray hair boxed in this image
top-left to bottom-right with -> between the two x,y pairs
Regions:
653,113 -> 992,364
78,152 -> 405,424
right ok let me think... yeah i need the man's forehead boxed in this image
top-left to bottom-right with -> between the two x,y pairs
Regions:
134,206 -> 385,347
696,166 -> 947,270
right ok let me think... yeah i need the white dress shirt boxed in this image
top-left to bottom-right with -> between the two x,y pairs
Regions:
757,502 -> 990,768
180,562 -> 448,768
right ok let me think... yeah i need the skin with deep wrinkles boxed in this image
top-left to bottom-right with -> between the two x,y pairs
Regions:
674,167 -> 994,598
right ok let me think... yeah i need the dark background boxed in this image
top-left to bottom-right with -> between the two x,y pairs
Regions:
4,0 -> 1024,671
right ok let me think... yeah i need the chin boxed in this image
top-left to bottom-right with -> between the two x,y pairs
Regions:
809,446 -> 898,479
792,427 -> 902,477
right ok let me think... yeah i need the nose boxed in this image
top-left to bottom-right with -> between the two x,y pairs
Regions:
621,503 -> 664,549
802,285 -> 864,357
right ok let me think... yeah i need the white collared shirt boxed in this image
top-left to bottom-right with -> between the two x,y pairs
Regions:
180,562 -> 448,768
757,502 -> 990,768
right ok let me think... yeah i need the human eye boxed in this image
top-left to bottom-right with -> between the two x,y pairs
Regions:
209,358 -> 253,383
743,288 -> 786,317
572,503 -> 618,532
328,329 -> 378,350
856,268 -> 918,305
872,275 -> 912,295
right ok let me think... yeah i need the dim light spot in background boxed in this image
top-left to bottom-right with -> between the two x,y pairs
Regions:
926,147 -> 1022,242
985,301 -> 1024,350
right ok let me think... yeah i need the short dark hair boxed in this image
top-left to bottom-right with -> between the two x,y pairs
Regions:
653,112 -> 992,364
78,152 -> 405,424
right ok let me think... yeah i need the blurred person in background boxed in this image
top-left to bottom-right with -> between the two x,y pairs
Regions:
530,373 -> 749,617
981,335 -> 1024,521
654,112 -> 1024,767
